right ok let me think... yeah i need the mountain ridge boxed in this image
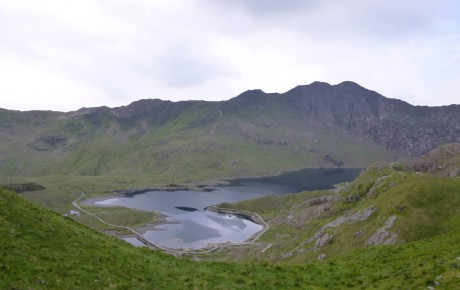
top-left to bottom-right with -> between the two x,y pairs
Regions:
5,81 -> 458,114
0,81 -> 459,177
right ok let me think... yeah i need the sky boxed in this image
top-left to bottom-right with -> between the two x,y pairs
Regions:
0,0 -> 459,111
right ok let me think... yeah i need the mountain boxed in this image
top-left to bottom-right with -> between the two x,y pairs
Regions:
1,81 -> 459,180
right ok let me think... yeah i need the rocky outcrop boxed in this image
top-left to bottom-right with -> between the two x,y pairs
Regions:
223,81 -> 460,156
317,253 -> 327,260
413,143 -> 460,177
321,206 -> 376,229
305,206 -> 376,248
283,82 -> 460,155
366,215 -> 398,245
315,233 -> 333,247
29,133 -> 67,151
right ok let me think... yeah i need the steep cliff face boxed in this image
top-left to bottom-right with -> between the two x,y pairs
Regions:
0,81 -> 459,177
274,81 -> 459,155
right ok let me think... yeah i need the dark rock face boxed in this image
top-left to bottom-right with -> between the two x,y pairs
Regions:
33,81 -> 459,156
221,81 -> 460,156
29,133 -> 67,151
281,81 -> 460,155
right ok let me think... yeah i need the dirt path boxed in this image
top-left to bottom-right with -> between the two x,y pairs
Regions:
72,192 -> 175,252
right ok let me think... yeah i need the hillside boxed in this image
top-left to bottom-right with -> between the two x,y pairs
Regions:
414,143 -> 460,177
1,81 -> 459,180
0,144 -> 459,289
0,187 -> 298,289
1,185 -> 460,289
210,152 -> 460,269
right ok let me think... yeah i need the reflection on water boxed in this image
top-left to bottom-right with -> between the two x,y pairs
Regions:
143,211 -> 262,249
89,168 -> 361,249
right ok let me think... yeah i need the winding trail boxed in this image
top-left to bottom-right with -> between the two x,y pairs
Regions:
72,192 -> 270,255
72,192 -> 175,253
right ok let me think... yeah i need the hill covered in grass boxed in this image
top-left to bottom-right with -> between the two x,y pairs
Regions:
0,187 -> 307,289
1,186 -> 460,289
211,150 -> 460,270
1,81 -> 459,181
2,144 -> 460,289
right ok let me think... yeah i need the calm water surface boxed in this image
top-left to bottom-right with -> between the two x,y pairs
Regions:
88,168 -> 361,249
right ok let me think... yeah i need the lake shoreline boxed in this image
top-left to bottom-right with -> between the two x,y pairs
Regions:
77,167 -> 361,251
112,166 -> 362,198
205,205 -> 270,246
205,205 -> 258,224
117,205 -> 270,253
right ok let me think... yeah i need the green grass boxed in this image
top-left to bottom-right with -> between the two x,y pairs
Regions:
0,174 -> 177,213
74,206 -> 163,232
211,163 -> 460,268
0,96 -> 413,180
1,188 -> 460,289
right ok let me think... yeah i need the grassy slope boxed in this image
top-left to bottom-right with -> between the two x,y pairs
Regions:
211,164 -> 460,268
1,188 -> 460,289
73,206 -> 163,233
0,99 -> 410,218
0,188 -> 305,290
0,98 -> 410,180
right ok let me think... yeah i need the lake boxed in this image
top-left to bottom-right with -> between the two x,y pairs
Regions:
85,168 -> 361,250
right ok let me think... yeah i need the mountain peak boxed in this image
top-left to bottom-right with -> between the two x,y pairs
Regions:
227,89 -> 268,107
309,81 -> 332,87
335,81 -> 362,88
287,81 -> 365,94
235,89 -> 266,98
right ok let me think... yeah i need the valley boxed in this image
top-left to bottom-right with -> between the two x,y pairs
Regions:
1,151 -> 460,288
78,168 -> 360,251
1,83 -> 460,289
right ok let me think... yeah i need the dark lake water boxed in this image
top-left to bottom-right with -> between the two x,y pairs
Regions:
86,168 -> 361,250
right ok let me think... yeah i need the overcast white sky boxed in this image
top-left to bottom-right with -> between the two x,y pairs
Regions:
1,0 -> 459,111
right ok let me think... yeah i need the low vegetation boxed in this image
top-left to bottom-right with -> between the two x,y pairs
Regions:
1,182 -> 46,193
211,162 -> 460,268
1,82 -> 432,179
2,144 -> 460,288
1,187 -> 460,289
74,205 -> 164,233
